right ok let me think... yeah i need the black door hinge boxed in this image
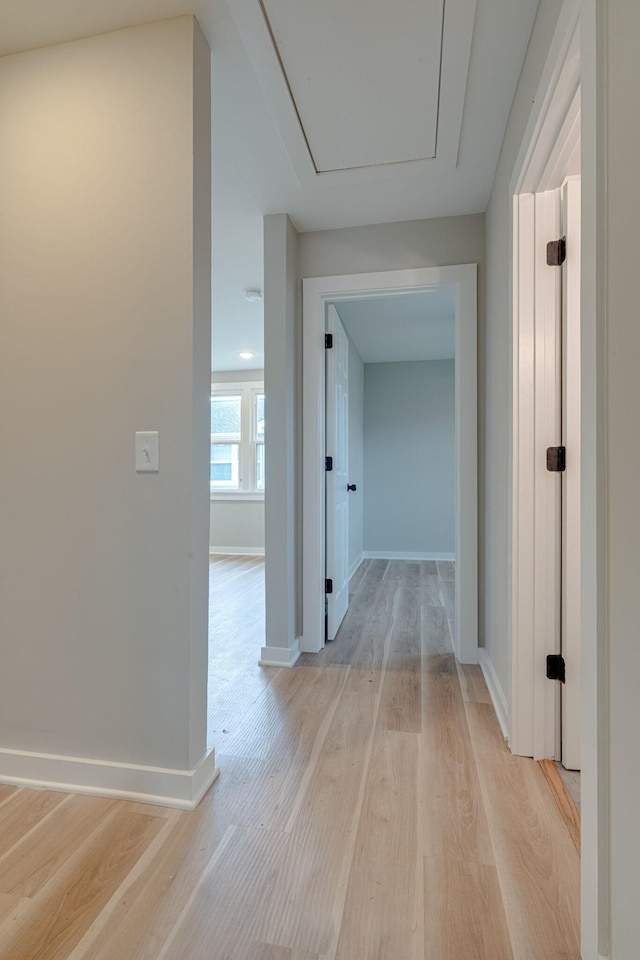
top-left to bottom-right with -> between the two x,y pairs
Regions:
325,578 -> 333,594
547,237 -> 567,266
546,446 -> 566,472
546,654 -> 566,683
325,456 -> 333,471
325,333 -> 333,348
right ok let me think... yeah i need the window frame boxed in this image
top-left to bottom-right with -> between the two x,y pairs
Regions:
252,388 -> 265,492
210,380 -> 264,501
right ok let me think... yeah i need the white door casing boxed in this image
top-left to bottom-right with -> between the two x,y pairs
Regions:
302,264 -> 477,660
325,305 -> 350,639
561,175 -> 581,771
509,2 -> 581,762
512,188 -> 563,762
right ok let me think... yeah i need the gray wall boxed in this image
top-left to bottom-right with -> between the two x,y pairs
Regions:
264,214 -> 298,658
298,215 -> 485,281
0,18 -> 211,772
347,333 -> 364,574
209,501 -> 265,553
484,1 -> 563,700
605,2 -> 640,953
363,361 -> 455,556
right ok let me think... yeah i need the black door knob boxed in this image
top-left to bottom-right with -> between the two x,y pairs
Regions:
347,483 -> 357,492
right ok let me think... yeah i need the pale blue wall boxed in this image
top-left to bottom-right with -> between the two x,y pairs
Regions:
363,360 -> 454,557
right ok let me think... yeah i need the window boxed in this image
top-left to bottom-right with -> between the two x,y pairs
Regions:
210,382 -> 264,498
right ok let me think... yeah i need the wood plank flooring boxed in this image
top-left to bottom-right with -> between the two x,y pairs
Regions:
0,557 -> 580,959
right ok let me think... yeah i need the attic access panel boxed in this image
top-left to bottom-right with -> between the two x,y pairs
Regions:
261,0 -> 445,173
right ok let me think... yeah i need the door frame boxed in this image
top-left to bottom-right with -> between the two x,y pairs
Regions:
511,185 -> 564,762
560,175 -> 582,772
301,264 -> 477,660
509,0 -> 580,761
509,0 -> 608,955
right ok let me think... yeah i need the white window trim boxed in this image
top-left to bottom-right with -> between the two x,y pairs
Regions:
210,380 -> 264,501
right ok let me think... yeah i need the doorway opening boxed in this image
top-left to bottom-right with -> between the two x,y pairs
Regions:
324,293 -> 457,643
302,264 -> 477,663
207,372 -> 266,743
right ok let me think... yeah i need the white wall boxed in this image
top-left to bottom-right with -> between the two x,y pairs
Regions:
363,361 -> 455,557
483,1 -> 564,698
0,17 -> 213,800
345,332 -> 365,575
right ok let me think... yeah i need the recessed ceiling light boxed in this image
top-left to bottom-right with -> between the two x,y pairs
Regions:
245,289 -> 263,302
238,351 -> 255,360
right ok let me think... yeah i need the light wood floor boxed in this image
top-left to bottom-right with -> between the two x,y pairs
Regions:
0,557 -> 580,959
207,554 -> 266,749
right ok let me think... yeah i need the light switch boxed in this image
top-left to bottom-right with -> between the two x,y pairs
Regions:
135,431 -> 159,472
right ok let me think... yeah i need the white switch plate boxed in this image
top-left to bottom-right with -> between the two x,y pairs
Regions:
135,431 -> 159,472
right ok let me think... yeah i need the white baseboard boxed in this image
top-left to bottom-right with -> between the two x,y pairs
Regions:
210,546 -> 265,556
0,745 -> 219,810
259,637 -> 301,668
363,551 -> 455,562
348,554 -> 364,581
478,648 -> 510,741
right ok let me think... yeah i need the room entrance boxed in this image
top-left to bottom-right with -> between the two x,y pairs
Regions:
324,294 -> 458,644
302,264 -> 478,663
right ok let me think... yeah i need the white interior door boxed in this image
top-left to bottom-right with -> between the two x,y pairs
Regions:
561,175 -> 581,771
326,304 -> 349,640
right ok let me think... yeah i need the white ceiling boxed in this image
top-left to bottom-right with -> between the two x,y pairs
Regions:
336,292 -> 455,364
0,0 -> 540,372
260,0 -> 444,172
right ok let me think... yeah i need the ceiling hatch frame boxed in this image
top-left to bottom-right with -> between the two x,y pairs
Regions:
226,0 -> 477,188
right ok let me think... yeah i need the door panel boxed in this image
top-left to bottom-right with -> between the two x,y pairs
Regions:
326,304 -> 349,640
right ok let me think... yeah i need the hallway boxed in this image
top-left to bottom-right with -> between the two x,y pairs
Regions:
0,559 -> 579,959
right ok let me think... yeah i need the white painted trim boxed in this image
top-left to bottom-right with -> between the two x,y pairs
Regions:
259,638 -> 301,668
560,175 -> 582,771
510,191 -> 535,757
435,0 -> 477,169
302,264 -> 477,663
210,381 -> 264,497
363,551 -> 455,562
347,554 -> 364,581
0,746 -> 218,810
510,2 -> 580,761
209,547 -> 265,557
478,649 -> 509,742
510,0 -> 581,196
532,187 -> 562,763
